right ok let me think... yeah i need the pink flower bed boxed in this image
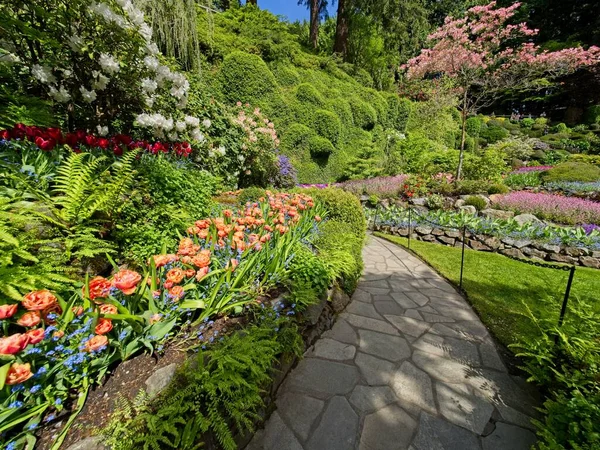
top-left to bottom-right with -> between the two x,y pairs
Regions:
493,191 -> 600,225
338,175 -> 410,197
510,165 -> 553,174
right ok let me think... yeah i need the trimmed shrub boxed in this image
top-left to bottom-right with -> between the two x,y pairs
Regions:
464,195 -> 487,211
280,123 -> 315,154
466,116 -> 483,137
542,162 -> 600,183
553,123 -> 569,134
480,124 -> 509,144
569,154 -> 600,167
312,109 -> 342,145
218,51 -> 277,104
305,187 -> 366,238
349,97 -> 377,130
455,180 -> 492,195
295,83 -> 325,106
488,184 -> 510,195
308,135 -> 335,158
272,64 -> 300,86
520,118 -> 535,129
238,187 -> 267,205
328,99 -> 354,127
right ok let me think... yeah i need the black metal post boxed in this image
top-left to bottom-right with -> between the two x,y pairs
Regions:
557,266 -> 576,328
408,208 -> 412,250
459,225 -> 467,289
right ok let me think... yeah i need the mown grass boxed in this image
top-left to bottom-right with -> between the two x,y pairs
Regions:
374,232 -> 600,348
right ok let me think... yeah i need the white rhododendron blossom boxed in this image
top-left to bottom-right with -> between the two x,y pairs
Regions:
31,64 -> 56,84
139,23 -> 152,42
92,72 -> 110,90
191,129 -> 206,143
98,53 -> 120,75
145,43 -> 159,56
203,119 -> 212,129
176,121 -> 187,132
141,78 -> 158,94
217,146 -> 227,156
97,125 -> 109,136
185,116 -> 200,128
79,86 -> 97,103
68,35 -> 84,53
49,85 -> 71,103
143,56 -> 159,71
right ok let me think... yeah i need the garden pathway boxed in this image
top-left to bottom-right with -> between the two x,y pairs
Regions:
248,235 -> 539,450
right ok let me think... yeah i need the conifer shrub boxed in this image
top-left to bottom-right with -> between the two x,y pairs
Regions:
349,97 -> 377,130
217,51 -> 277,104
308,135 -> 335,158
295,83 -> 325,106
304,188 -> 366,238
312,110 -> 342,145
543,162 -> 600,183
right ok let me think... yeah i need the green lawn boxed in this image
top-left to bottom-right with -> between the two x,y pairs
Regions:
375,232 -> 600,348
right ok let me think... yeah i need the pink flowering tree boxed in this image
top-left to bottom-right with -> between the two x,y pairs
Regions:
403,1 -> 600,179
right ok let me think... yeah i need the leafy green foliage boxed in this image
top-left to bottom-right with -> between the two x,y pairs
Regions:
305,188 -> 366,238
102,316 -> 303,450
311,110 -> 342,145
308,135 -> 335,158
479,123 -> 510,144
217,51 -> 278,104
349,97 -> 377,130
464,195 -> 487,211
543,162 -> 600,183
237,187 -> 266,206
295,83 -> 325,107
289,245 -> 330,298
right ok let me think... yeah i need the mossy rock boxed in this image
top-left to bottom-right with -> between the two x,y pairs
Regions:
218,51 -> 277,104
311,109 -> 342,145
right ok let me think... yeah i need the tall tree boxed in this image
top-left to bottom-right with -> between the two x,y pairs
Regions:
247,0 -> 257,5
404,1 -> 600,179
334,0 -> 350,57
299,0 -> 329,50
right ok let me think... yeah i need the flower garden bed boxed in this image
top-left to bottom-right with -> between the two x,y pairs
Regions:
0,189 -> 365,450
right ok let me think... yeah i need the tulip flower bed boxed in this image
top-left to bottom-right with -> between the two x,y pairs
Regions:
0,123 -> 194,157
0,191 -> 325,450
493,191 -> 600,225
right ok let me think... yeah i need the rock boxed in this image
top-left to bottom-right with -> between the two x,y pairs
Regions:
306,397 -> 358,450
454,199 -> 466,208
548,254 -> 578,265
580,256 -> 600,269
349,385 -> 397,414
522,247 -> 547,260
421,234 -> 437,242
437,236 -> 456,246
500,248 -> 525,259
445,230 -> 461,239
411,197 -> 427,206
261,411 -> 304,450
145,363 -> 178,399
460,205 -> 477,215
482,236 -> 501,250
432,227 -> 445,236
284,358 -> 359,396
593,251 -> 600,258
436,382 -> 494,434
415,226 -> 433,235
460,194 -> 490,207
391,361 -> 436,414
538,243 -> 561,254
312,338 -> 356,361
469,239 -> 491,251
360,195 -> 369,203
513,214 -> 542,226
305,291 -> 328,325
331,288 -> 351,313
276,393 -> 324,442
480,209 -> 515,220
412,412 -> 481,450
488,194 -> 504,203
396,227 -> 409,237
360,404 -> 417,450
481,422 -> 537,450
65,437 -> 108,450
565,247 -> 589,257
358,329 -> 411,362
501,237 -> 532,249
394,199 -> 408,208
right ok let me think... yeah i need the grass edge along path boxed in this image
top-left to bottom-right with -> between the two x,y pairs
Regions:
374,232 -> 600,349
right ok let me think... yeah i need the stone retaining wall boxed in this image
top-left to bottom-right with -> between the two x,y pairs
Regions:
373,224 -> 600,269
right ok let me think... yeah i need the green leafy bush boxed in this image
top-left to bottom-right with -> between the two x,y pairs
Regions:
520,118 -> 535,128
480,124 -> 509,144
487,184 -> 510,195
237,187 -> 267,205
464,195 -> 487,211
349,97 -> 377,130
305,188 -> 366,238
466,116 -> 483,137
289,245 -> 330,297
542,162 -> 600,183
584,105 -> 600,125
314,220 -> 364,293
570,154 -> 600,167
295,83 -> 325,106
383,94 -> 412,132
218,51 -> 278,104
312,109 -> 342,145
455,180 -> 491,195
553,123 -> 569,134
308,135 -> 335,158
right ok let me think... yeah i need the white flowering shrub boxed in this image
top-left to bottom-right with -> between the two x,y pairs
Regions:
0,0 -> 203,142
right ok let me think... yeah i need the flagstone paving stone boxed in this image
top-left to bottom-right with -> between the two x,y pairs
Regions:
249,236 -> 538,449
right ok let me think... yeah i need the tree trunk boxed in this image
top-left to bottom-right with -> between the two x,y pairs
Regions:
309,0 -> 319,50
456,90 -> 468,181
334,0 -> 349,59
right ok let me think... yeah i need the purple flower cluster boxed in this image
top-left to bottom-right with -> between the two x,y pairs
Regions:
493,191 -> 600,225
298,183 -> 329,189
510,165 -> 553,174
583,224 -> 600,235
337,175 -> 410,197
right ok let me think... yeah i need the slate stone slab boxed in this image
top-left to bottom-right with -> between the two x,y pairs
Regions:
359,329 -> 411,362
436,382 -> 494,434
261,412 -> 304,450
284,358 -> 359,397
360,404 -> 417,450
391,361 -> 437,415
312,338 -> 356,361
276,392 -> 324,442
341,313 -> 399,335
411,413 -> 480,450
349,385 -> 397,415
482,422 -> 537,450
346,301 -> 384,319
355,352 -> 396,386
385,314 -> 431,338
322,318 -> 358,345
306,396 -> 358,450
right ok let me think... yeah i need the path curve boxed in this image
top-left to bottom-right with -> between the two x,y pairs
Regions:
249,236 -> 539,450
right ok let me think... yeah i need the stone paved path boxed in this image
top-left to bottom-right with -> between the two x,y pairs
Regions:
248,236 -> 539,450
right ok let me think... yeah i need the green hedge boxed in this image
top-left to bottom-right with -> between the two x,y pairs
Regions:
542,162 -> 600,182
295,83 -> 325,106
312,109 -> 342,145
308,135 -> 335,158
218,51 -> 277,104
305,188 -> 366,238
349,97 -> 377,130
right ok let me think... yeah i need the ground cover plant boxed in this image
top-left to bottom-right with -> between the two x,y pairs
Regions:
369,205 -> 600,249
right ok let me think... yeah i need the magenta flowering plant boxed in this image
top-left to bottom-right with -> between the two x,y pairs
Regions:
493,191 -> 600,225
511,166 -> 553,174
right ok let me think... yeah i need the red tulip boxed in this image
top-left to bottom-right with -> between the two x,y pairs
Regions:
34,136 -> 56,151
0,129 -> 10,140
97,138 -> 110,149
65,132 -> 79,146
113,145 -> 123,156
84,135 -> 97,147
46,127 -> 63,143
